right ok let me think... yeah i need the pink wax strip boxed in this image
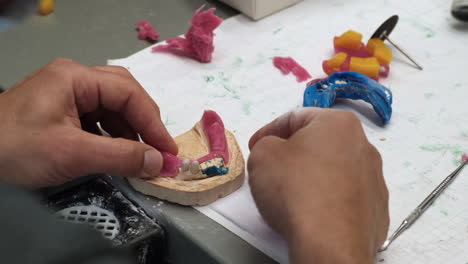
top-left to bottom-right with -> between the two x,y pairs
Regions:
159,110 -> 229,177
273,57 -> 312,82
152,5 -> 223,63
136,20 -> 160,42
197,110 -> 229,163
462,153 -> 468,163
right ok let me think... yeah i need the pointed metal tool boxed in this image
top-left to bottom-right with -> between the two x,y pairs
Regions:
371,15 -> 423,70
378,160 -> 467,252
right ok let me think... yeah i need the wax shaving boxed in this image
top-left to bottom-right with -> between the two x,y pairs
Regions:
273,57 -> 312,82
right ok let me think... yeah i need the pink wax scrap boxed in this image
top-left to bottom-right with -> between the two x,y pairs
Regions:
273,57 -> 312,83
136,20 -> 160,42
152,5 -> 223,63
462,153 -> 468,163
198,110 -> 229,164
160,152 -> 183,177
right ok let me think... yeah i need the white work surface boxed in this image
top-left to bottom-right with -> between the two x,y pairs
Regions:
109,0 -> 468,262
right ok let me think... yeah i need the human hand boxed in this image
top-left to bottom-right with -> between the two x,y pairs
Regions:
248,108 -> 389,264
0,58 -> 177,188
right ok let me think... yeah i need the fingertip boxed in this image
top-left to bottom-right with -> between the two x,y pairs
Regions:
142,148 -> 163,178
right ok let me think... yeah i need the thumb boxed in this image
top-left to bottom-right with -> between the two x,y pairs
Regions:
67,131 -> 163,179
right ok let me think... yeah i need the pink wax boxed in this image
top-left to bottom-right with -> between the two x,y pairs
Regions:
152,5 -> 223,63
273,57 -> 312,82
136,20 -> 160,42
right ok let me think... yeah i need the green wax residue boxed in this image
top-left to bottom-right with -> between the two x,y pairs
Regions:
424,93 -> 434,99
232,57 -> 243,68
440,210 -> 448,216
419,144 -> 468,165
242,102 -> 252,115
273,28 -> 283,35
164,116 -> 176,126
409,20 -> 436,38
204,75 -> 215,83
403,161 -> 412,168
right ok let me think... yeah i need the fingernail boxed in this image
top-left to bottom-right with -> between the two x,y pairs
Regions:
143,149 -> 162,175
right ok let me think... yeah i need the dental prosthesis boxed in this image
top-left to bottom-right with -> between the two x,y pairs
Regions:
303,72 -> 393,124
323,30 -> 393,80
160,110 -> 230,180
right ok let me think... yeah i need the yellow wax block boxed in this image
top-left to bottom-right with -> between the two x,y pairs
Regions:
327,52 -> 348,67
349,57 -> 380,78
39,0 -> 54,15
374,47 -> 393,65
334,30 -> 363,51
366,38 -> 386,54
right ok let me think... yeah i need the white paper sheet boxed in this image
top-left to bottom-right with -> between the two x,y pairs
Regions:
109,0 -> 468,262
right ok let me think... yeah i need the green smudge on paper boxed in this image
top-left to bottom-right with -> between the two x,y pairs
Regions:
210,93 -> 227,98
204,75 -> 215,82
403,161 -> 412,168
273,28 -> 283,35
232,57 -> 243,68
420,144 -> 449,152
441,210 -> 448,216
242,102 -> 252,115
164,116 -> 176,126
408,117 -> 420,124
254,53 -> 271,66
424,93 -> 434,99
419,144 -> 468,165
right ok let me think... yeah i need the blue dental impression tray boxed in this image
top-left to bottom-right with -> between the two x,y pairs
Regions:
303,72 -> 393,124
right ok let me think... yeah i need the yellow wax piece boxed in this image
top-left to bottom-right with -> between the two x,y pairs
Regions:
324,52 -> 348,75
349,57 -> 380,78
374,47 -> 393,65
39,0 -> 54,15
334,30 -> 363,51
366,38 -> 393,65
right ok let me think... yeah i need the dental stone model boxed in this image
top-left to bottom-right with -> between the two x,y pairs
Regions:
128,111 -> 245,206
303,72 -> 393,124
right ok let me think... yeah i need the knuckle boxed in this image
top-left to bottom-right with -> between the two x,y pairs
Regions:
48,57 -> 75,67
44,58 -> 78,77
334,111 -> 361,128
112,66 -> 132,76
248,136 -> 282,171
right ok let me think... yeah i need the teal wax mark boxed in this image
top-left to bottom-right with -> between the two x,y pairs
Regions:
232,57 -> 243,68
440,210 -> 448,216
407,19 -> 436,38
164,116 -> 176,126
273,28 -> 283,35
424,92 -> 434,99
242,102 -> 252,115
408,116 -> 420,124
204,75 -> 215,83
210,93 -> 227,98
403,161 -> 412,168
219,72 -> 231,82
420,144 -> 449,152
222,84 -> 241,100
254,53 -> 270,66
419,144 -> 468,166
